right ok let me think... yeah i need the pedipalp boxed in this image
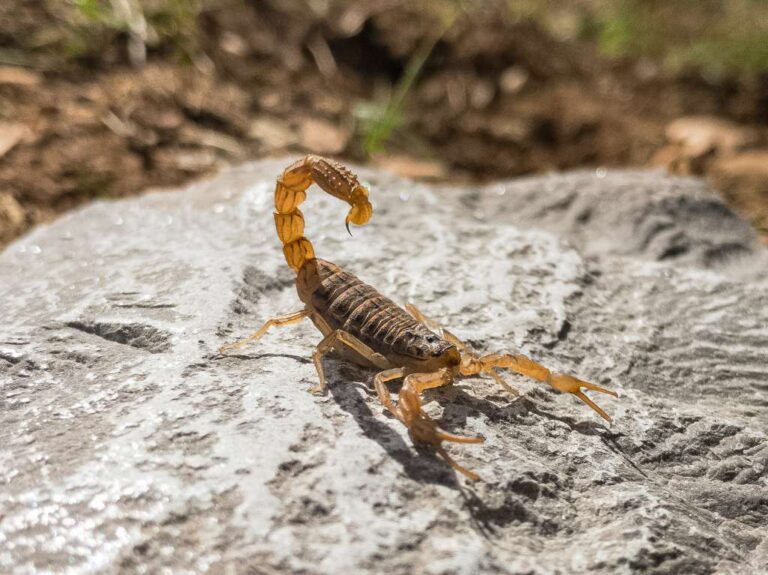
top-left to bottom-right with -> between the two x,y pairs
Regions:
460,352 -> 617,422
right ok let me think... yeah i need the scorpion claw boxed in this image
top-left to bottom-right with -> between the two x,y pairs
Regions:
404,410 -> 483,479
550,373 -> 617,423
573,390 -> 612,423
345,219 -> 353,236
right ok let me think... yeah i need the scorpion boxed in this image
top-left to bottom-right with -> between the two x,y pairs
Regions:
220,155 -> 618,480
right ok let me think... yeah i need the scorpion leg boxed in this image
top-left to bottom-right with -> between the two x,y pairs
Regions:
373,367 -> 406,415
312,329 -> 390,395
383,368 -> 485,480
218,309 -> 311,354
462,353 -> 617,422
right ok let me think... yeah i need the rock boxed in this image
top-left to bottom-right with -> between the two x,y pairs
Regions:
470,79 -> 496,109
460,168 -> 763,268
486,115 -> 535,143
152,147 -> 224,173
499,65 -> 529,95
1,160 -> 766,574
219,31 -> 249,57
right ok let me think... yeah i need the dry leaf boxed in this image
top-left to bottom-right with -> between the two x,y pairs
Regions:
666,116 -> 759,158
248,117 -> 297,149
0,122 -> 29,158
0,66 -> 41,86
298,118 -> 349,155
374,154 -> 447,180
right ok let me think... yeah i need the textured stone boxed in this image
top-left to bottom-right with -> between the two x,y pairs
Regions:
1,160 -> 766,574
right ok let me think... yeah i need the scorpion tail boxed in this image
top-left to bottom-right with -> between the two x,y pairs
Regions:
274,155 -> 373,272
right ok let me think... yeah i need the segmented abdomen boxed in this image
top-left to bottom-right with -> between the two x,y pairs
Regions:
297,259 -> 445,360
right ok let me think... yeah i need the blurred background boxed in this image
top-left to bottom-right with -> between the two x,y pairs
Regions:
1,0 -> 766,247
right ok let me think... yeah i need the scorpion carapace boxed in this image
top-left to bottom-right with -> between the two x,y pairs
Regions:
220,155 -> 618,481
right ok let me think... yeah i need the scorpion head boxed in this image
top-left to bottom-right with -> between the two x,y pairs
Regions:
405,332 -> 461,371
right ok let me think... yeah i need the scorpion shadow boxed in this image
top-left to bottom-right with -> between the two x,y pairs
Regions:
216,350 -> 463,486
439,385 -> 608,437
325,366 -> 613,542
220,351 -> 613,539
216,345 -> 614,544
326,361 -> 464,487
434,384 -> 615,541
325,362 -> 609,491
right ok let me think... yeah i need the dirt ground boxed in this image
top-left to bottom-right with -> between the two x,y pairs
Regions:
1,1 -> 766,246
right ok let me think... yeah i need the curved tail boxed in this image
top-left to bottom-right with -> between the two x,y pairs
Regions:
274,155 -> 373,271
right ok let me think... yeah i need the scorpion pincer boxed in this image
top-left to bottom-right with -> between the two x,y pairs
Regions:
220,155 -> 618,480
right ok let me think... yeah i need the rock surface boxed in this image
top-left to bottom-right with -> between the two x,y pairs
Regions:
1,159 -> 767,574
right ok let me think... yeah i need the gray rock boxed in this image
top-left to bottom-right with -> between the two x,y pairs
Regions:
1,160 -> 766,574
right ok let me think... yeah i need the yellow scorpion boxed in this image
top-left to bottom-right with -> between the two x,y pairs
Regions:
221,155 -> 618,480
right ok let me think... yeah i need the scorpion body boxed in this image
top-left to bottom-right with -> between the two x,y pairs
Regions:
298,259 -> 457,370
221,155 -> 617,480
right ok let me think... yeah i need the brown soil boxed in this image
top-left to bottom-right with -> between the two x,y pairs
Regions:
1,1 -> 766,247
